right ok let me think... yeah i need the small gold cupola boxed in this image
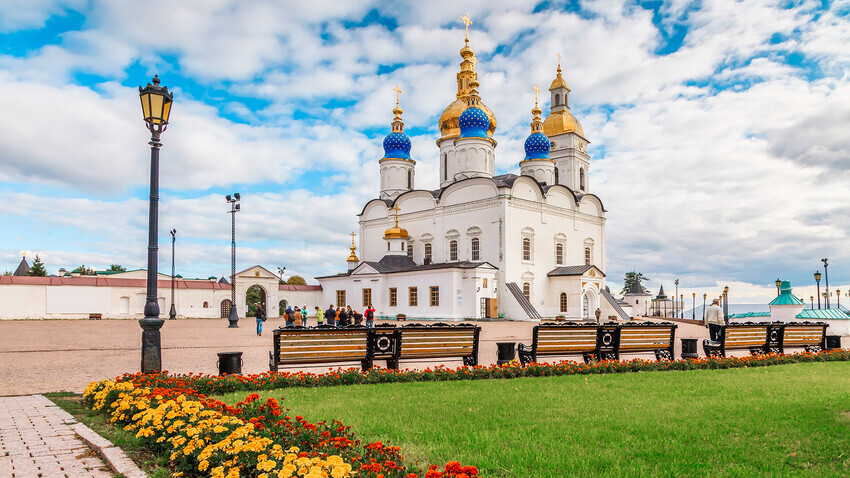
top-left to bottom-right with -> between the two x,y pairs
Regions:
346,232 -> 359,271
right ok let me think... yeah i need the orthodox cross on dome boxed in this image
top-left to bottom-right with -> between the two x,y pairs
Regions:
393,84 -> 402,108
556,52 -> 562,67
461,13 -> 473,42
391,204 -> 401,226
350,231 -> 357,247
533,84 -> 540,108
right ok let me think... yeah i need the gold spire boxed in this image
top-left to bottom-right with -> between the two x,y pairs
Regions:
391,84 -> 404,133
531,85 -> 543,133
347,232 -> 359,263
549,53 -> 570,91
384,204 -> 408,239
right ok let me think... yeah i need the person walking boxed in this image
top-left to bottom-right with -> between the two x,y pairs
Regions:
364,305 -> 375,328
325,304 -> 336,327
594,308 -> 602,324
255,303 -> 266,336
705,299 -> 724,342
284,306 -> 295,327
293,307 -> 303,327
302,305 -> 309,327
315,306 -> 324,326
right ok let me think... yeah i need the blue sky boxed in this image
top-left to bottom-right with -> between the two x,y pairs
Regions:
1,0 -> 849,303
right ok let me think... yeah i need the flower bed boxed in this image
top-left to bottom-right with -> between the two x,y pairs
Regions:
119,348 -> 849,396
84,379 -> 479,478
84,349 -> 847,477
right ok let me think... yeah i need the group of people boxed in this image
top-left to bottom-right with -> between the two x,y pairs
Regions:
259,304 -> 377,330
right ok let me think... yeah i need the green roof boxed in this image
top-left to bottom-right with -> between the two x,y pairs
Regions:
728,312 -> 772,319
796,309 -> 850,320
769,282 -> 804,306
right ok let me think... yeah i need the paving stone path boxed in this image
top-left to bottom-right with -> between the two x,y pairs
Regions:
0,395 -> 115,478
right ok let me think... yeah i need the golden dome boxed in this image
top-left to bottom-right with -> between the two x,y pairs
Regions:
439,98 -> 497,141
384,225 -> 409,239
543,110 -> 584,137
549,75 -> 569,91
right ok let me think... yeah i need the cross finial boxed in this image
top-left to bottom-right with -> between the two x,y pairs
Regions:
393,84 -> 402,108
391,204 -> 401,226
533,84 -> 540,108
557,52 -> 562,66
350,231 -> 357,247
461,13 -> 473,41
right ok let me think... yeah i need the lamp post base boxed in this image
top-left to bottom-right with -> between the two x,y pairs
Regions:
169,303 -> 177,320
228,307 -> 239,328
139,317 -> 165,373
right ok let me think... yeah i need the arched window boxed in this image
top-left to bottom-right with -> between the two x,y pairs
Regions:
522,237 -> 531,261
471,237 -> 480,261
387,242 -> 391,251
522,282 -> 531,300
554,93 -> 560,106
407,244 -> 413,259
442,154 -> 447,181
554,167 -> 559,184
584,247 -> 591,265
424,243 -> 432,262
203,301 -> 209,308
449,240 -> 458,261
582,294 -> 590,318
580,168 -> 586,191
560,293 -> 568,313
407,170 -> 413,189
556,243 -> 564,265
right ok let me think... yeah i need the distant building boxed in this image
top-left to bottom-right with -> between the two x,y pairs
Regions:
0,265 -> 321,320
729,281 -> 849,336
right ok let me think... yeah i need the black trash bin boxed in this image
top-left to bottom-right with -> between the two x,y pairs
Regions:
496,342 -> 516,365
680,338 -> 699,359
217,351 -> 243,375
826,335 -> 841,350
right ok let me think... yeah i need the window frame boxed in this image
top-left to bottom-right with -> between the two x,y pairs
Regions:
560,292 -> 568,313
389,287 -> 397,307
522,282 -> 531,300
449,240 -> 458,261
430,286 -> 440,307
409,287 -> 418,307
522,237 -> 532,262
555,242 -> 564,266
471,237 -> 480,261
336,290 -> 346,308
424,243 -> 432,262
362,288 -> 372,308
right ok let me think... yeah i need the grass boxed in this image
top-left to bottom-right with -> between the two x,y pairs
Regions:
216,362 -> 850,477
45,393 -> 172,478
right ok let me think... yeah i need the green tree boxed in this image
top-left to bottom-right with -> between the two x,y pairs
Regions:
27,255 -> 47,276
107,264 -> 127,272
286,275 -> 307,285
2,270 -> 11,276
246,285 -> 264,317
75,265 -> 95,275
621,271 -> 649,295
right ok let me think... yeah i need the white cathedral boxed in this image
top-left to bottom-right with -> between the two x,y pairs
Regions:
317,30 -> 622,322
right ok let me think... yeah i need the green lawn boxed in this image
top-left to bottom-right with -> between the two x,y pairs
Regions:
218,362 -> 850,477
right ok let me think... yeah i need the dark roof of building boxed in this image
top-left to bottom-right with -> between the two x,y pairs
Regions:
13,257 -> 30,276
627,280 -> 648,294
600,287 -> 630,320
547,264 -> 605,277
656,285 -> 667,299
218,277 -> 230,284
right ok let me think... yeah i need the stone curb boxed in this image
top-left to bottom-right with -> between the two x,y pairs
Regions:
39,395 -> 147,478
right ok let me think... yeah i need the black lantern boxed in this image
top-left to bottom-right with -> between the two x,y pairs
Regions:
775,278 -> 781,296
139,76 -> 173,133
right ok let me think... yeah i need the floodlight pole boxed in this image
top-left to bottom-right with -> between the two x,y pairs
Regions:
227,194 -> 240,327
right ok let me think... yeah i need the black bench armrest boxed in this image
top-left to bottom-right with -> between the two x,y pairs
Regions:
518,343 -> 533,366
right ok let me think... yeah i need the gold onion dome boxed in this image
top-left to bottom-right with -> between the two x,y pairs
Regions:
438,29 -> 496,142
383,225 -> 409,239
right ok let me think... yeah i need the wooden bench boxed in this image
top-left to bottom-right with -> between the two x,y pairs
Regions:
612,322 -> 677,361
703,323 -> 769,358
778,322 -> 827,354
269,326 -> 371,372
388,323 -> 480,369
518,323 -> 600,365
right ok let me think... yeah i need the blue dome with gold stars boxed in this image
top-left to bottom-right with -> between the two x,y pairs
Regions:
382,131 -> 411,160
524,131 -> 550,160
459,105 -> 490,139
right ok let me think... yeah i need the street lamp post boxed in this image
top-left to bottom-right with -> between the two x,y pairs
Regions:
821,258 -> 829,308
277,266 -> 286,282
169,228 -> 177,320
836,289 -> 840,309
226,193 -> 241,327
775,278 -> 781,296
674,279 -> 679,318
810,296 -> 814,309
723,285 -> 729,323
680,294 -> 683,319
138,75 -> 173,373
702,293 -> 707,323
815,271 -> 821,309
692,293 -> 695,320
